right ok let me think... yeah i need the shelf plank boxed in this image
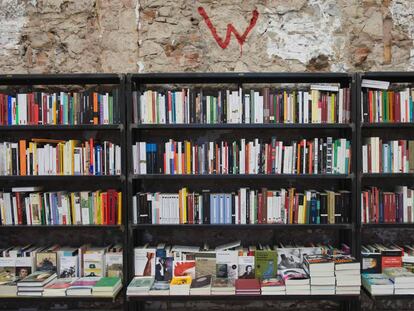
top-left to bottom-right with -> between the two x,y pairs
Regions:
132,124 -> 353,130
0,175 -> 124,182
132,224 -> 353,230
127,294 -> 359,302
0,125 -> 122,131
361,123 -> 414,129
361,173 -> 414,179
132,174 -> 353,180
362,223 -> 414,229
0,225 -> 123,229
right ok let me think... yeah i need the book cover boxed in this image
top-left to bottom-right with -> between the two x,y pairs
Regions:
195,252 -> 216,278
173,260 -> 196,279
128,276 -> 154,289
134,248 -> 156,276
238,255 -> 255,279
190,275 -> 212,289
255,250 -> 278,280
216,251 -> 238,281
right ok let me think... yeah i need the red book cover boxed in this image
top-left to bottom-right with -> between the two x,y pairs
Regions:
395,93 -> 401,123
384,193 -> 389,223
368,91 -> 373,123
102,192 -> 108,225
235,278 -> 261,291
107,189 -> 117,225
245,143 -> 249,174
258,193 -> 262,225
382,256 -> 402,270
308,142 -> 313,174
215,143 -> 219,174
15,193 -> 23,225
261,188 -> 267,224
151,91 -> 156,123
168,91 -> 172,120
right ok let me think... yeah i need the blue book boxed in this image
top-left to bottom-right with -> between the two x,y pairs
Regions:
225,194 -> 231,224
219,194 -> 225,224
7,96 -> 12,125
210,194 -> 215,224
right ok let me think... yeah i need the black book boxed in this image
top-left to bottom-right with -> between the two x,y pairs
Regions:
362,90 -> 369,123
231,192 -> 236,224
335,193 -> 342,224
319,193 -> 328,224
202,190 -> 210,224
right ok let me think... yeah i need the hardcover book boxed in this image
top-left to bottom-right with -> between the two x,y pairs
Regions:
255,250 -> 278,280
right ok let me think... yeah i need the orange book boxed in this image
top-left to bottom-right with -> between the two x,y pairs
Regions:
93,93 -> 98,125
89,138 -> 94,175
19,140 -> 27,176
117,192 -> 122,225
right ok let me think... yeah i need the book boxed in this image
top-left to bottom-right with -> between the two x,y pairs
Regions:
43,278 -> 77,296
280,268 -> 310,285
255,250 -> 278,280
235,278 -> 261,295
260,276 -> 286,295
383,267 -> 414,287
170,276 -> 192,295
211,277 -> 235,295
362,273 -> 394,295
92,277 -> 122,296
66,277 -> 101,296
149,280 -> 170,295
126,276 -> 155,296
134,246 -> 156,276
303,254 -> 334,275
190,275 -> 212,295
17,271 -> 57,287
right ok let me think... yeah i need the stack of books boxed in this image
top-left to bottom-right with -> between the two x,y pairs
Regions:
260,276 -> 285,295
190,275 -> 212,295
126,276 -> 154,296
334,256 -> 361,295
66,277 -> 101,296
91,277 -> 122,297
149,281 -> 170,295
17,271 -> 57,296
211,278 -> 235,295
384,267 -> 414,294
170,276 -> 192,295
280,268 -> 310,295
235,278 -> 261,295
43,278 -> 76,297
362,274 -> 394,296
304,255 -> 335,295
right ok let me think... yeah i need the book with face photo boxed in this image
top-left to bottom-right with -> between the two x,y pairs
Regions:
238,255 -> 255,279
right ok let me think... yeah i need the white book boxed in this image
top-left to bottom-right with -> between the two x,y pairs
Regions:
244,94 -> 250,124
361,79 -> 390,90
304,92 -> 309,123
17,94 -> 27,125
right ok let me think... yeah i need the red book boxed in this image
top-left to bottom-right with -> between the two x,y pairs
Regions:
107,189 -> 117,225
102,192 -> 108,225
395,93 -> 401,123
235,279 -> 261,295
15,193 -> 23,225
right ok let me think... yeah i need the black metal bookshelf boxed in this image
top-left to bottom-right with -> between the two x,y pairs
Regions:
126,72 -> 358,311
0,74 -> 128,309
357,72 -> 414,306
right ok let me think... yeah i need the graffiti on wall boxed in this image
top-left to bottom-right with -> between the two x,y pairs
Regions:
197,7 -> 259,53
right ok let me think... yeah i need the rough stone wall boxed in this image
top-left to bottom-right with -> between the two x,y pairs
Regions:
1,0 -> 414,73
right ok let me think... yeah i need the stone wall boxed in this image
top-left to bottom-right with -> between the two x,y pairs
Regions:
1,0 -> 414,73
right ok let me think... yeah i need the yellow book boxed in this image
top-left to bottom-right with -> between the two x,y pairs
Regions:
288,188 -> 295,224
311,90 -> 319,123
28,142 -> 33,175
302,196 -> 307,224
170,275 -> 192,286
117,192 -> 122,225
70,193 -> 76,225
98,192 -> 103,225
32,142 -> 37,175
52,94 -> 57,125
70,140 -> 75,175
331,94 -> 335,123
185,141 -> 191,174
59,143 -> 64,175
283,91 -> 287,122
182,187 -> 187,224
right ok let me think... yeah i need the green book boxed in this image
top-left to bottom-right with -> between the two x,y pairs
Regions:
94,277 -> 121,289
254,250 -> 278,280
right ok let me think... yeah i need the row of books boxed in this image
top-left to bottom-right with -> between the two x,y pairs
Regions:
361,243 -> 414,275
133,188 -> 351,225
131,241 -> 359,296
361,88 -> 414,123
0,91 -> 120,125
362,268 -> 414,296
0,244 -> 122,282
0,139 -> 121,176
132,86 -> 351,124
0,188 -> 122,226
361,186 -> 414,224
5,272 -> 122,297
134,137 -> 351,175
362,138 -> 414,173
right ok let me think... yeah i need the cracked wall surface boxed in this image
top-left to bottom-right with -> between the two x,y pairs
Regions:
1,0 -> 414,73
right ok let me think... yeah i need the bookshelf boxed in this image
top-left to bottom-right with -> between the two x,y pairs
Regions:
358,72 -> 414,304
127,72 -> 359,310
0,74 -> 127,310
